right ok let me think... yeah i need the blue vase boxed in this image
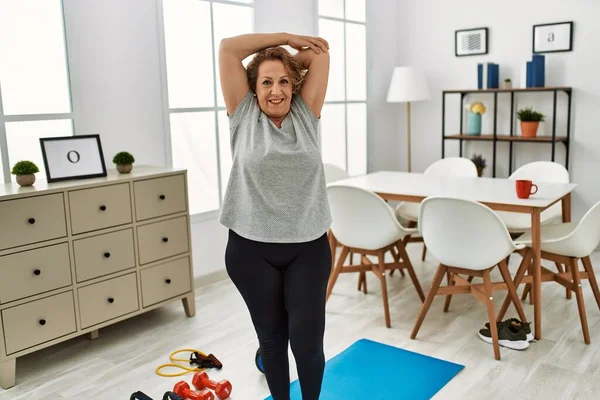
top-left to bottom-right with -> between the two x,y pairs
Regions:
467,112 -> 482,136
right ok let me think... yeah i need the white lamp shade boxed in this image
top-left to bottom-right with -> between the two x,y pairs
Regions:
386,67 -> 429,103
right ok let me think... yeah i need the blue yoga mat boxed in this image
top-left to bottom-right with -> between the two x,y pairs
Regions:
265,338 -> 464,400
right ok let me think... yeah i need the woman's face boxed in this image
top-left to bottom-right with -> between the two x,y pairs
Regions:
255,59 -> 293,120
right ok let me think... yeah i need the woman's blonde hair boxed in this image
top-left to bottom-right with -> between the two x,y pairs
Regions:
246,47 -> 305,94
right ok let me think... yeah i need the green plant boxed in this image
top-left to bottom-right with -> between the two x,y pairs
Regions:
517,107 -> 545,122
11,160 -> 39,175
112,151 -> 135,165
470,153 -> 487,170
504,78 -> 511,82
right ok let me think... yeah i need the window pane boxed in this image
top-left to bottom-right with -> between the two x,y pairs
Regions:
320,104 -> 346,170
217,111 -> 232,201
0,0 -> 71,115
162,0 -> 214,108
345,23 -> 366,101
345,0 -> 365,22
318,19 -> 345,102
347,103 -> 367,176
318,0 -> 344,18
213,3 -> 254,108
170,112 -> 219,214
5,119 -> 73,181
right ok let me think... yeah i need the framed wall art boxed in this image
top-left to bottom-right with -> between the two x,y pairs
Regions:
455,27 -> 488,57
40,134 -> 107,182
533,21 -> 573,53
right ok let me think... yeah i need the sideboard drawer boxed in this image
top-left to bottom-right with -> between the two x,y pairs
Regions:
140,257 -> 191,307
73,229 -> 135,283
1,291 -> 76,355
68,183 -> 132,235
137,216 -> 189,265
0,194 -> 67,251
0,243 -> 72,304
133,174 -> 187,221
77,273 -> 139,329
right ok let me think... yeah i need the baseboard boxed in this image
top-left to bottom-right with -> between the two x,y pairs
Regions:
194,269 -> 228,289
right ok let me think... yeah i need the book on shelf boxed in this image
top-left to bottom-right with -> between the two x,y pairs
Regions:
477,62 -> 499,89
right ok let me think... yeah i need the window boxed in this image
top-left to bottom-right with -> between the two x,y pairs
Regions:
0,0 -> 74,183
318,0 -> 368,176
159,0 -> 254,215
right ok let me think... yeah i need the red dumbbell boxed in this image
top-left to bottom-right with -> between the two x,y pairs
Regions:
173,381 -> 214,400
192,371 -> 232,399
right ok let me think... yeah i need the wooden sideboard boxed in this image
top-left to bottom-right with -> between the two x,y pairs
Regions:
0,166 -> 195,389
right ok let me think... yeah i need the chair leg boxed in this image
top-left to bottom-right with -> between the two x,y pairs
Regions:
326,246 -> 349,302
377,250 -> 391,328
410,264 -> 446,339
360,255 -> 371,294
357,271 -> 365,291
396,242 -> 425,302
421,244 -> 427,261
390,246 -> 405,277
570,258 -> 591,344
443,272 -> 454,312
581,256 -> 600,311
482,269 -> 501,360
498,259 -> 528,324
498,249 -> 531,321
554,262 -> 571,299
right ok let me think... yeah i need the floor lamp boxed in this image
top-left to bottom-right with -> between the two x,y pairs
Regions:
386,67 -> 429,172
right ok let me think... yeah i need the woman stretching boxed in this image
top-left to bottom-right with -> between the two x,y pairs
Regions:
218,32 -> 331,400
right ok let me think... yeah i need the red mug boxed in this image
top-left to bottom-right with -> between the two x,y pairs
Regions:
516,179 -> 538,199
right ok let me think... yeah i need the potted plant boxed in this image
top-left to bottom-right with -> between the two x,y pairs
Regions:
470,154 -> 487,177
503,78 -> 512,89
112,151 -> 135,174
517,107 -> 545,138
11,160 -> 39,187
465,101 -> 486,136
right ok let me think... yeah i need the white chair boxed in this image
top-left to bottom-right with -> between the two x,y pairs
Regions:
410,196 -> 528,360
497,161 -> 570,233
502,200 -> 600,344
395,157 -> 478,261
326,185 -> 425,328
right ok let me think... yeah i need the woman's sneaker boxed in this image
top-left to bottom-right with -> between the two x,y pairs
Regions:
485,318 -> 534,342
478,322 -> 530,350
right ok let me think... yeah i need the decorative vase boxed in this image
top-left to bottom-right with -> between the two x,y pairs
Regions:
476,167 -> 484,177
16,174 -> 35,187
503,81 -> 512,89
117,163 -> 133,174
521,121 -> 539,138
467,112 -> 482,136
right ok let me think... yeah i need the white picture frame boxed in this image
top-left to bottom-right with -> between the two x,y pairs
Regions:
40,134 -> 107,182
533,21 -> 573,53
455,27 -> 488,57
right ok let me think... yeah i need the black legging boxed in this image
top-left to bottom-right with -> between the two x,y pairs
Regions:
225,229 -> 332,400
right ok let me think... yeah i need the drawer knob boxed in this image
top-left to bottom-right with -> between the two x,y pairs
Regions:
28,218 -> 36,224
162,237 -> 169,243
104,252 -> 111,258
165,278 -> 172,284
33,269 -> 41,276
99,205 -> 107,211
108,297 -> 115,304
39,319 -> 46,326
159,194 -> 166,200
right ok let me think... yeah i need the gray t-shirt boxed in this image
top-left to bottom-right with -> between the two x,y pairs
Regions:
218,90 -> 332,243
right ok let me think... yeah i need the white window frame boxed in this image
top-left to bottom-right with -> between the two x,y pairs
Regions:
156,0 -> 254,220
0,0 -> 74,183
316,0 -> 369,174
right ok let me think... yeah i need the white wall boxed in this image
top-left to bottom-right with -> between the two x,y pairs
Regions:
395,0 -> 600,220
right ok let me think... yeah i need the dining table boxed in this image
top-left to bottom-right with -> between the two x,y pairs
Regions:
328,170 -> 578,340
